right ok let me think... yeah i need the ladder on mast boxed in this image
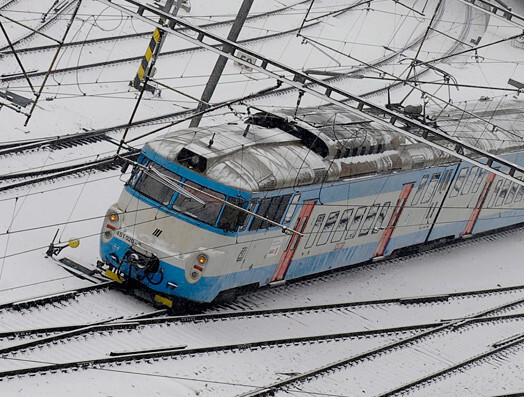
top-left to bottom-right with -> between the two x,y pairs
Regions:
97,0 -> 524,188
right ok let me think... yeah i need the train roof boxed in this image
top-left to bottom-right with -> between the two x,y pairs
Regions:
145,101 -> 524,193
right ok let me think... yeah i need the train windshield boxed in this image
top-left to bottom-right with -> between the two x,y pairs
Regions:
131,160 -> 246,229
173,180 -> 225,225
132,163 -> 181,205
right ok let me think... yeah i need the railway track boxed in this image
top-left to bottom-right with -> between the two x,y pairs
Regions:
0,4 -> 431,161
0,0 -> 76,52
0,0 -> 323,84
242,311 -> 524,396
0,148 -> 139,193
0,280 -> 166,347
0,0 -> 310,57
0,0 -> 20,12
0,285 -> 522,393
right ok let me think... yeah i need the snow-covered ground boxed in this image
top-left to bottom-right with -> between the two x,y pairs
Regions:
0,0 -> 523,395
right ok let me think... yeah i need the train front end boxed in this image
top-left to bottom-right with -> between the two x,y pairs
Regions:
99,129 -> 251,306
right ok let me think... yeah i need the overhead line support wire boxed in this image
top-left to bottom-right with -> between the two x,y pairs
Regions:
350,74 -> 522,93
97,0 -> 524,188
24,0 -> 83,126
0,20 -> 35,94
427,31 -> 524,65
406,0 -> 442,82
391,0 -> 425,17
124,81 -> 282,145
300,34 -> 522,140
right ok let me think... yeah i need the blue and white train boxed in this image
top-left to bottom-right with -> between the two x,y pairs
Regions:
100,101 -> 524,305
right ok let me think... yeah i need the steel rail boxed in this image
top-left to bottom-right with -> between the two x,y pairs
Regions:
0,20 -> 319,84
380,332 -> 524,396
0,0 -> 20,11
238,300 -> 524,396
0,149 -> 139,193
97,0 -> 524,188
0,281 -> 115,311
1,312 -> 523,381
2,285 -> 523,353
0,0 -> 76,51
0,0 -> 310,56
0,131 -> 115,157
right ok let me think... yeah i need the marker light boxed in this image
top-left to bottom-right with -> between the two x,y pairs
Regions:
109,213 -> 119,223
197,254 -> 207,265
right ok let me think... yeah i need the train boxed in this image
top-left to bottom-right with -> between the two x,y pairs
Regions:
99,100 -> 524,306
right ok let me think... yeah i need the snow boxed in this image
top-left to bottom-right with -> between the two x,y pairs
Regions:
0,0 -> 523,395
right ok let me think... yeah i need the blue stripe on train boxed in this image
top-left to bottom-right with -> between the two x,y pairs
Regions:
101,205 -> 524,303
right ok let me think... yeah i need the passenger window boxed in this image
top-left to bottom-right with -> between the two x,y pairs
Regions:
495,180 -> 511,207
272,194 -> 292,224
438,170 -> 453,193
240,199 -> 257,231
317,211 -> 340,245
346,207 -> 367,239
421,173 -> 441,204
505,183 -> 518,204
173,180 -> 225,225
514,180 -> 524,203
249,197 -> 272,231
487,180 -> 502,207
305,214 -> 325,248
449,168 -> 469,198
262,195 -> 292,229
411,175 -> 429,205
372,202 -> 391,234
471,169 -> 486,193
360,204 -> 380,236
217,197 -> 247,232
462,167 -> 478,195
283,194 -> 301,223
331,209 -> 353,242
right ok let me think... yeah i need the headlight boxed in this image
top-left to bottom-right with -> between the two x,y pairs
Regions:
197,254 -> 207,265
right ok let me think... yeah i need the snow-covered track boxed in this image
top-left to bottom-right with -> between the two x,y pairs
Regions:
0,0 -> 76,52
0,282 -> 165,344
0,281 -> 114,311
241,303 -> 524,396
0,0 -> 310,57
0,0 -> 19,11
0,149 -> 138,193
0,285 -> 523,379
0,129 -> 118,157
0,295 -> 523,390
0,21 -> 319,84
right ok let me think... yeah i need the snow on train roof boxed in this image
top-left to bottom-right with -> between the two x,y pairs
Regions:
146,101 -> 524,193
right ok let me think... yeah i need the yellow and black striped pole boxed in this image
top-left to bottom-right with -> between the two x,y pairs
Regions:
131,27 -> 162,90
131,0 -> 187,91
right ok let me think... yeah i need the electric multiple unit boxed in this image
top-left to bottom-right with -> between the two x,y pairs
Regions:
100,102 -> 524,305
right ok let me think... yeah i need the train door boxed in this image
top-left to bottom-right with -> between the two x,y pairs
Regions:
462,172 -> 496,235
271,200 -> 316,282
374,183 -> 414,257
